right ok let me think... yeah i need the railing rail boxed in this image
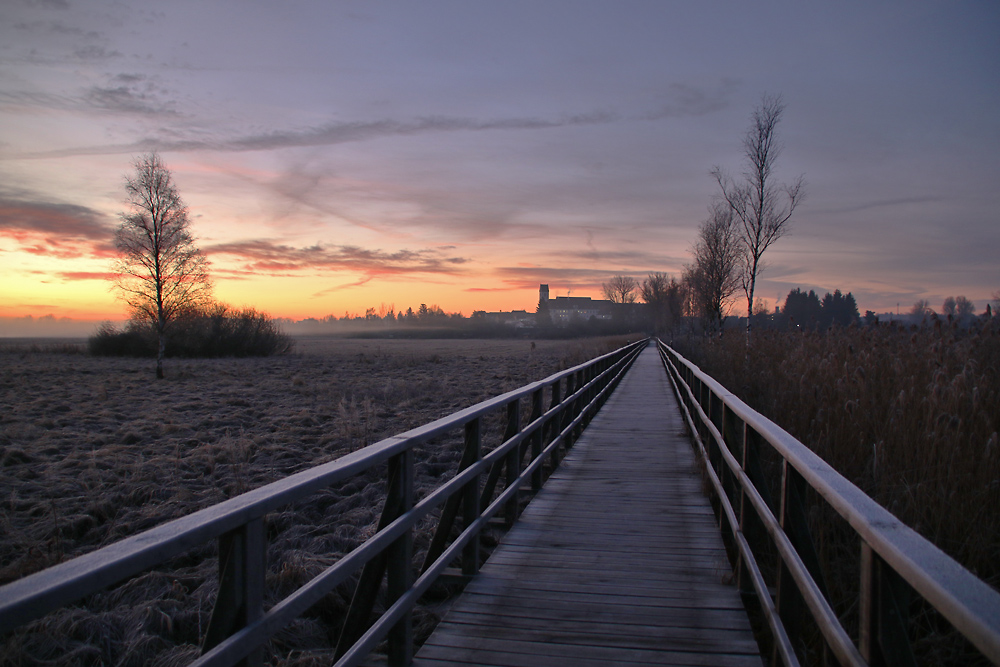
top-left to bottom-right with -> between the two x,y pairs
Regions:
656,338 -> 1000,666
0,338 -> 648,667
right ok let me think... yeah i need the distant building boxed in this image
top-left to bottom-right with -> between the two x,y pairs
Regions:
538,284 -> 614,325
478,284 -> 621,329
474,309 -> 536,328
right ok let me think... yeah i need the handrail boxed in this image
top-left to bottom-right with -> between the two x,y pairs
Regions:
656,338 -> 1000,665
0,338 -> 649,666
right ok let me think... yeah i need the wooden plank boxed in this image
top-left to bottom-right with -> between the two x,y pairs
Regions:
436,599 -> 756,631
418,635 -> 761,667
429,619 -> 760,654
412,346 -> 761,666
455,587 -> 749,611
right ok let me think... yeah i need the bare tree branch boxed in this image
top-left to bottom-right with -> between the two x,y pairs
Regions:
602,275 -> 639,304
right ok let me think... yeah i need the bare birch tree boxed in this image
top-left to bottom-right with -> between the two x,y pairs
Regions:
687,201 -> 742,332
712,94 -> 804,344
113,153 -> 212,378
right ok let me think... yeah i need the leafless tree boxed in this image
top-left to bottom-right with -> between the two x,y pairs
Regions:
113,153 -> 212,378
712,94 -> 804,344
686,201 -> 742,332
641,272 -> 684,333
955,296 -> 976,320
641,273 -> 669,304
941,296 -> 975,322
602,275 -> 639,304
910,299 -> 933,319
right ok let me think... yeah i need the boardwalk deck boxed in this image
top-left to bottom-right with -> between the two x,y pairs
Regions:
412,344 -> 761,666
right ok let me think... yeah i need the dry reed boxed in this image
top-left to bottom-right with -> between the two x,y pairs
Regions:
674,319 -> 999,664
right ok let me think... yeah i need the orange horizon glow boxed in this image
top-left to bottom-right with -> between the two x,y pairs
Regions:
0,278 -> 578,324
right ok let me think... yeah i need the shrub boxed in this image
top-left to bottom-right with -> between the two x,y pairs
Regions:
88,321 -> 156,357
89,304 -> 293,358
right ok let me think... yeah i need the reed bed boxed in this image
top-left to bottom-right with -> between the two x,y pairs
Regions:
673,319 -> 1000,664
0,335 -> 633,666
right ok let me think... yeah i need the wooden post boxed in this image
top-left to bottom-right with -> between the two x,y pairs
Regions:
773,460 -> 803,664
202,518 -> 265,667
530,388 -> 544,491
782,461 -> 830,603
462,417 -> 482,577
386,450 -> 414,667
548,381 -> 562,467
859,542 -> 918,667
580,364 -> 594,434
563,373 -> 577,449
422,430 -> 481,573
736,421 -> 754,595
337,456 -> 414,660
574,369 -> 586,440
716,402 -> 732,520
860,542 -> 877,663
504,400 -> 521,526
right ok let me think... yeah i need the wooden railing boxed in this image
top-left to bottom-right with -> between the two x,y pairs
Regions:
0,338 -> 647,667
657,339 -> 1000,666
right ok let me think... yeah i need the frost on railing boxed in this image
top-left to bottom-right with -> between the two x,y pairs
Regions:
657,338 -> 1000,667
0,340 -> 649,667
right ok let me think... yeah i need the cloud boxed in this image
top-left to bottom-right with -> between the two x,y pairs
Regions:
220,112 -> 618,153
0,198 -> 116,258
11,20 -> 93,36
74,45 -> 123,61
644,79 -> 741,120
205,239 -> 469,279
494,266 -> 636,292
562,248 -> 686,268
0,90 -> 74,111
52,271 -> 116,281
83,75 -> 177,115
1,73 -> 176,116
813,196 -> 947,215
27,111 -> 619,157
21,0 -> 70,9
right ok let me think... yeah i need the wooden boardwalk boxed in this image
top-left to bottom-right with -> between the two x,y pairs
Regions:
413,345 -> 761,667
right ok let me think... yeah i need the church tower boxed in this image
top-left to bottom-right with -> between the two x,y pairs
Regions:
539,284 -> 549,304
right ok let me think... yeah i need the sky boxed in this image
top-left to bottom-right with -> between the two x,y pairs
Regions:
1,1 -> 998,335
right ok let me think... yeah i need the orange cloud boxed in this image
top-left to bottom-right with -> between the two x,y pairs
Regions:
0,198 -> 116,259
206,239 -> 469,278
52,271 -> 118,281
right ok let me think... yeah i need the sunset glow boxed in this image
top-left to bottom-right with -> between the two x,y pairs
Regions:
2,2 -> 998,335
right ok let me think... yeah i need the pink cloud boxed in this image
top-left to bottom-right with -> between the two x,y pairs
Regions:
206,239 -> 469,278
0,199 -> 116,259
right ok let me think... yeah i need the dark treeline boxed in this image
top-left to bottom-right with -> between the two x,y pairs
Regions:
277,302 -> 654,339
772,288 -> 860,330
